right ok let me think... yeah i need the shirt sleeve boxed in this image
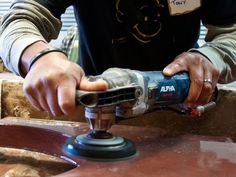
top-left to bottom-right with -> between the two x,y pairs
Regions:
0,0 -> 65,76
60,25 -> 79,63
190,23 -> 236,84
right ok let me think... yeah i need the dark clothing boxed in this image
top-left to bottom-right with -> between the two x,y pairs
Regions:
35,0 -> 236,75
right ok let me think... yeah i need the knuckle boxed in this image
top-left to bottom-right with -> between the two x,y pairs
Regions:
180,52 -> 195,60
59,100 -> 74,114
23,82 -> 33,94
23,79 -> 43,94
172,58 -> 186,68
174,60 -> 184,67
204,83 -> 212,92
33,80 -> 43,90
174,52 -> 201,66
213,69 -> 220,79
183,52 -> 193,58
195,57 -> 204,65
193,78 -> 203,87
174,54 -> 185,61
52,110 -> 63,117
44,73 -> 57,86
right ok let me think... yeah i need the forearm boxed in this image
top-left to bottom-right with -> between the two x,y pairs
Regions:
191,23 -> 236,83
0,0 -> 62,76
20,41 -> 51,75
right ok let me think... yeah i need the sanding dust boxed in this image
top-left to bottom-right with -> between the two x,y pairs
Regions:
0,147 -> 74,177
1,164 -> 40,177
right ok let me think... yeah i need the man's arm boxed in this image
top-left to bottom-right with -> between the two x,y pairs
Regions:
60,25 -> 79,63
0,0 -> 69,76
162,23 -> 236,108
190,23 -> 236,83
0,0 -> 93,117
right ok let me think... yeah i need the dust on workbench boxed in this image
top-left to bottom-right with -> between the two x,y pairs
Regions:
0,147 -> 75,177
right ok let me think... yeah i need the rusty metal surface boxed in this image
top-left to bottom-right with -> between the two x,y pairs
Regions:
0,118 -> 236,177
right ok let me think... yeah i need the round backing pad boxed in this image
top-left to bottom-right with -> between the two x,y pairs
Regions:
64,134 -> 136,160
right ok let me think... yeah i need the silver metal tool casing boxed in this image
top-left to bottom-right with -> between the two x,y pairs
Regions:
85,106 -> 116,132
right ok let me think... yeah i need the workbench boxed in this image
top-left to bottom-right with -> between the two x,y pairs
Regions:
0,117 -> 236,177
0,72 -> 236,176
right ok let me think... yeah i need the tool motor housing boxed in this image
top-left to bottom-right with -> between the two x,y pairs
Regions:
143,71 -> 190,106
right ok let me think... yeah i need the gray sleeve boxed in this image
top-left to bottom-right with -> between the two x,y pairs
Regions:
190,23 -> 236,84
0,0 -> 62,76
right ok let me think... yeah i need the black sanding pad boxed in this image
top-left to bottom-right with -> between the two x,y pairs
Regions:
64,133 -> 136,160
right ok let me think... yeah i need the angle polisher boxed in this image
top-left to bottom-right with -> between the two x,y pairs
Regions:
64,69 -> 218,160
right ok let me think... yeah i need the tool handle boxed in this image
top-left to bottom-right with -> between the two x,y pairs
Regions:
76,86 -> 142,108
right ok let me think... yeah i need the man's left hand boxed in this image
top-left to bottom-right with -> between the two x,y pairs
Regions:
163,52 -> 220,108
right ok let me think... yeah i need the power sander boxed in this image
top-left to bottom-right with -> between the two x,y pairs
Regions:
64,68 -> 218,160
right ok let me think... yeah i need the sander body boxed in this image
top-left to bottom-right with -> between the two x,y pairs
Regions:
64,70 -> 216,160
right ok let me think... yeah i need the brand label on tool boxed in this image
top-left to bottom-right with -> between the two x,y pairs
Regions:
160,85 -> 176,98
157,80 -> 178,101
160,85 -> 176,92
168,0 -> 201,16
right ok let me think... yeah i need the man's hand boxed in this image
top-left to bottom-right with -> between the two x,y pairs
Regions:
23,55 -> 108,116
23,51 -> 84,116
163,51 -> 220,108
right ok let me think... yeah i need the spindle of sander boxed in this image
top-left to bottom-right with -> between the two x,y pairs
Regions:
64,68 -> 217,160
65,85 -> 142,159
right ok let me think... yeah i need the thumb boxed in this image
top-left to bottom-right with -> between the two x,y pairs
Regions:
79,76 -> 109,91
163,61 -> 187,77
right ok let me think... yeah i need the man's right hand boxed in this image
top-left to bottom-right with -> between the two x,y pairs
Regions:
23,50 -> 85,116
22,42 -> 107,117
